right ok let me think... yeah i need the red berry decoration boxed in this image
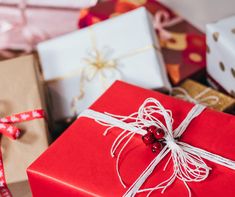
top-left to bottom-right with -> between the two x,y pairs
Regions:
153,128 -> 165,140
142,133 -> 156,145
151,142 -> 162,153
147,125 -> 158,134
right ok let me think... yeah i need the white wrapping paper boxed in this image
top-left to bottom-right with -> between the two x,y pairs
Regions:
206,16 -> 235,97
159,0 -> 235,32
38,7 -> 171,121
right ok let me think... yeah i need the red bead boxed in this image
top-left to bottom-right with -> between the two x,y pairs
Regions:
142,133 -> 155,145
147,125 -> 158,134
153,128 -> 165,140
151,142 -> 162,153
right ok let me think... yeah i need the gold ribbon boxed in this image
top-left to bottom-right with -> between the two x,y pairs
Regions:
46,27 -> 160,116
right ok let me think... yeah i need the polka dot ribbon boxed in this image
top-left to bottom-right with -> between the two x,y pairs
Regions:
0,109 -> 45,197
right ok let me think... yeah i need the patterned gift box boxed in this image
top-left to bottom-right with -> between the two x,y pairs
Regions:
206,16 -> 235,98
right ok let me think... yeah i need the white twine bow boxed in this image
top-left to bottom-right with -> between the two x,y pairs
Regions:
172,87 -> 219,107
80,98 -> 235,197
71,46 -> 122,116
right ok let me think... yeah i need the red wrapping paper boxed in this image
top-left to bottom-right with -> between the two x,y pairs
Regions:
78,0 -> 206,85
28,81 -> 235,196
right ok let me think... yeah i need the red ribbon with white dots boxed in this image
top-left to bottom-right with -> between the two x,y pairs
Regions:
0,109 -> 45,197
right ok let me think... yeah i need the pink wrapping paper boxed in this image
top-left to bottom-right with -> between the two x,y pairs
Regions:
0,0 -> 97,9
0,5 -> 79,51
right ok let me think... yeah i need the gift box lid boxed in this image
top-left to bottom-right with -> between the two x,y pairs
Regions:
28,80 -> 235,197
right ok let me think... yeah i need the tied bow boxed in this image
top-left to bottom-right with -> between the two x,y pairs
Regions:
69,27 -> 158,116
0,109 -> 44,197
80,98 -> 235,197
172,87 -> 219,107
0,0 -> 49,57
71,46 -> 122,116
153,10 -> 183,41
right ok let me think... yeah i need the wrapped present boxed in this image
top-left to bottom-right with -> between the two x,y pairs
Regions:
0,55 -> 50,196
38,7 -> 171,122
206,16 -> 235,98
78,0 -> 206,85
0,0 -> 97,8
158,0 -> 235,32
172,79 -> 235,112
0,2 -> 79,56
28,80 -> 235,196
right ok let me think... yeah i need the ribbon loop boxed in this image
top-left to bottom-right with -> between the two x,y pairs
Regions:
153,10 -> 182,41
0,109 -> 45,196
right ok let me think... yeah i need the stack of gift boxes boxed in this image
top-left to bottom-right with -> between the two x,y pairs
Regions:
0,0 -> 235,196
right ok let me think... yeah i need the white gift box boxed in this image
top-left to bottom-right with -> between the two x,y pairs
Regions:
0,0 -> 97,8
38,7 -> 171,121
159,0 -> 235,32
206,16 -> 235,97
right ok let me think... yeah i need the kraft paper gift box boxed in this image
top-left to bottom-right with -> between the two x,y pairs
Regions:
28,81 -> 235,197
0,3 -> 79,51
0,55 -> 49,197
78,0 -> 207,85
206,16 -> 235,98
38,7 -> 171,122
172,79 -> 235,112
158,0 -> 235,32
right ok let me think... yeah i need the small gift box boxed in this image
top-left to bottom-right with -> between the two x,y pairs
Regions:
0,2 -> 79,54
158,0 -> 235,32
28,80 -> 235,196
0,55 -> 49,196
172,79 -> 235,112
206,16 -> 235,98
78,0 -> 206,85
38,7 -> 171,121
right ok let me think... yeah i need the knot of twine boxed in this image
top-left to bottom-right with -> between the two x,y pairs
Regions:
172,87 -> 219,107
80,98 -> 235,197
71,46 -> 122,116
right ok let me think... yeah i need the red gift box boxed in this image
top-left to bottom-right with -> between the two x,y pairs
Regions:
27,81 -> 235,196
78,0 -> 206,85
